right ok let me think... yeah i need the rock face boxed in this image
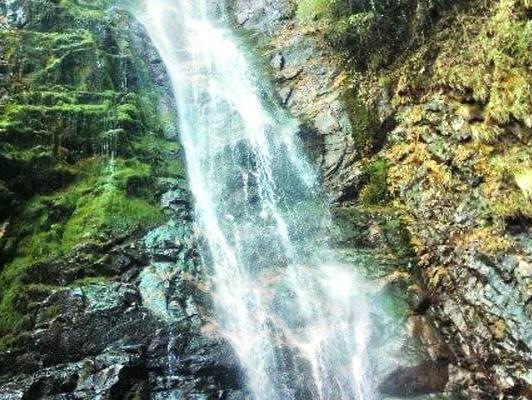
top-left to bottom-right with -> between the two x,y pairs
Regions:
0,1 -> 244,398
0,0 -> 530,399
231,0 -> 368,201
231,0 -> 532,398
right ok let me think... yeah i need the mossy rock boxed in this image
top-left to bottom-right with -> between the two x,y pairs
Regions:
359,159 -> 389,206
0,0 -> 179,343
334,205 -> 414,259
0,157 -> 164,335
297,0 -> 460,69
0,283 -> 54,335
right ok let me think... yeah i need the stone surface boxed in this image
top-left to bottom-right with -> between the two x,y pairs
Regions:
1,0 -> 530,399
230,0 -> 532,398
0,2 -> 241,398
232,0 -> 365,200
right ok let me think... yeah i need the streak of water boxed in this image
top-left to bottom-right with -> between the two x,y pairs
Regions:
138,1 -> 377,398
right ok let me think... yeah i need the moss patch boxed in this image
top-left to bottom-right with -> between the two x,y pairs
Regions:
0,156 -> 164,334
360,159 -> 389,206
296,0 -> 458,69
0,0 -> 181,339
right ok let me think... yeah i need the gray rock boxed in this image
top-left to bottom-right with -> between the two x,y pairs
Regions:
379,361 -> 449,397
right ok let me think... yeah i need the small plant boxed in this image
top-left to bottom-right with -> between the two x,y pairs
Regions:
360,159 -> 389,205
296,0 -> 332,22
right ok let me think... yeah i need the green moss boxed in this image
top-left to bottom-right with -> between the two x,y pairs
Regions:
41,303 -> 61,320
381,212 -> 415,259
59,0 -> 114,18
432,0 -> 532,129
0,0 -> 178,343
360,159 -> 389,206
69,276 -> 109,287
0,28 -> 112,89
0,333 -> 21,353
132,135 -> 185,177
0,284 -> 54,335
296,0 -> 332,22
297,0 -> 456,69
334,204 -> 414,259
162,158 -> 186,178
0,157 -> 163,335
343,87 -> 380,155
62,185 -> 162,248
486,149 -> 532,219
0,287 -> 24,335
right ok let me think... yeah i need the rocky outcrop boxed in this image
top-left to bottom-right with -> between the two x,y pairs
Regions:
231,0 -> 372,201
0,210 -> 244,399
1,0 -> 529,398
0,1 -> 244,398
230,0 -> 532,398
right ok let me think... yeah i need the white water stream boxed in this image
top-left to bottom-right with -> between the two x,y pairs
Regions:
139,1 -> 377,398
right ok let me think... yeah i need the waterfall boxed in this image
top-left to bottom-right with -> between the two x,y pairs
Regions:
138,1 -> 377,398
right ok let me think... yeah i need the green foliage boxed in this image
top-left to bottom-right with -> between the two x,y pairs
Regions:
0,157 -> 163,335
296,0 -> 333,22
360,159 -> 389,205
297,0 -> 454,68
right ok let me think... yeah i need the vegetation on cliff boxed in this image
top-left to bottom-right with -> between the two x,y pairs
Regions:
296,0 -> 531,396
0,0 -> 181,338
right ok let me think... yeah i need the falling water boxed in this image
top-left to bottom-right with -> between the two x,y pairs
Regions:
138,1 -> 377,399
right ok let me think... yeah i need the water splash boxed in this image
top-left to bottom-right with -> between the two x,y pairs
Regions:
138,1 -> 377,398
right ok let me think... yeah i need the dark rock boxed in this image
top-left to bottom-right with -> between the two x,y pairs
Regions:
379,361 -> 449,397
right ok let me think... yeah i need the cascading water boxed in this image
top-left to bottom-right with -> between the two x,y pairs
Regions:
138,1 -> 377,398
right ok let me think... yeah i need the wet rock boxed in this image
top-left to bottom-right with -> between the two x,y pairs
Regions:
406,315 -> 452,362
279,86 -> 293,106
161,189 -> 190,214
2,0 -> 28,28
232,0 -> 295,37
144,221 -> 188,262
379,361 -> 449,397
232,0 -> 359,198
1,262 -> 241,398
271,52 -> 285,71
